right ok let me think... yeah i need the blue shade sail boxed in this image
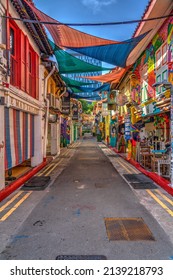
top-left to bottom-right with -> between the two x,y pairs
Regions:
65,31 -> 150,68
93,83 -> 110,92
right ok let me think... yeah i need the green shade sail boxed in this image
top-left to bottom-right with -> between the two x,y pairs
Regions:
49,40 -> 111,74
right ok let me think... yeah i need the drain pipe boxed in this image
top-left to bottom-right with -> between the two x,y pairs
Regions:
43,65 -> 56,160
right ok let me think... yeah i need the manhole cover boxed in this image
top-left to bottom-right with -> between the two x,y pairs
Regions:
122,174 -> 153,183
130,182 -> 157,189
104,217 -> 155,241
56,255 -> 107,260
22,176 -> 50,190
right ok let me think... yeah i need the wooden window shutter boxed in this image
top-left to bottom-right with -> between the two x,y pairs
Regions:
20,32 -> 26,91
25,36 -> 30,93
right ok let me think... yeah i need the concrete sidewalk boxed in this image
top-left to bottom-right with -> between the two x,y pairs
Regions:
0,138 -> 173,260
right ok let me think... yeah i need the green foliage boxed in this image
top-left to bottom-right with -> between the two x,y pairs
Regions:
79,99 -> 96,114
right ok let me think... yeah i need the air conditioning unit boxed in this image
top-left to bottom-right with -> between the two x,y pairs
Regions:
0,50 -> 7,67
55,98 -> 61,111
47,93 -> 55,108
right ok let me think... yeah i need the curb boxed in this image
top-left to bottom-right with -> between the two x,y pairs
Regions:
0,161 -> 47,202
110,147 -> 173,196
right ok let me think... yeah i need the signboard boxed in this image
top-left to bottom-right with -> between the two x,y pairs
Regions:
72,103 -> 78,120
108,90 -> 116,104
61,91 -> 70,115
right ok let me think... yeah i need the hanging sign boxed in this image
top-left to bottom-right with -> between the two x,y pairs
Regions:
72,103 -> 78,120
62,91 -> 70,115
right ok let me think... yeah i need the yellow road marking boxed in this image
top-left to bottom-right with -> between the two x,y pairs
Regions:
38,163 -> 54,176
146,190 -> 173,217
44,159 -> 63,176
155,189 -> 173,207
119,158 -> 139,174
0,192 -> 32,222
0,191 -> 23,212
38,150 -> 71,176
118,161 -> 131,174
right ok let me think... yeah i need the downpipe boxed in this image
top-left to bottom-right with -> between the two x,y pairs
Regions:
43,65 -> 56,160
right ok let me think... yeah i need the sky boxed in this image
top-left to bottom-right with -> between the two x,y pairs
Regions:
34,0 -> 150,41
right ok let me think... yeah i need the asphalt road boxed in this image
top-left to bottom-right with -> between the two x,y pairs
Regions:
0,138 -> 173,260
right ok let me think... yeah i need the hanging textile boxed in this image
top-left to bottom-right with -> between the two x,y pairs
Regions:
23,1 -> 150,67
67,31 -> 150,67
61,75 -> 95,87
5,108 -> 34,170
23,0 -> 118,48
70,86 -> 95,94
71,93 -> 101,100
93,83 -> 110,92
49,40 -> 110,74
80,67 -> 127,83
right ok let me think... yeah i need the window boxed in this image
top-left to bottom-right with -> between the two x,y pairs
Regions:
162,43 -> 167,65
155,42 -> 167,69
9,20 -> 39,99
156,49 -> 161,69
10,27 -> 15,56
156,74 -> 161,95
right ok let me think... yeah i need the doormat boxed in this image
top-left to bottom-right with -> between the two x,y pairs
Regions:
130,182 -> 157,189
56,255 -> 107,260
122,173 -> 153,183
104,217 -> 155,241
22,176 -> 50,191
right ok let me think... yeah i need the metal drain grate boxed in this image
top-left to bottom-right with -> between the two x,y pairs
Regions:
104,217 -> 155,241
22,176 -> 50,190
130,182 -> 157,189
107,154 -> 119,158
123,174 -> 153,183
56,255 -> 107,260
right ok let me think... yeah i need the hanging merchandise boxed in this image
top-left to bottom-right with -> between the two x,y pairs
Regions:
125,116 -> 131,140
108,90 -> 117,104
116,93 -> 128,106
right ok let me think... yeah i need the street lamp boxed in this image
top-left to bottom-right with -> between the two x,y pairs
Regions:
152,80 -> 173,188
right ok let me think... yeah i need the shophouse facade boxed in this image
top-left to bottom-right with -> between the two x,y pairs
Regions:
0,0 -> 65,190
112,1 -> 173,177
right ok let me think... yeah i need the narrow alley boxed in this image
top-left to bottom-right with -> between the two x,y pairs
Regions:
0,138 -> 173,260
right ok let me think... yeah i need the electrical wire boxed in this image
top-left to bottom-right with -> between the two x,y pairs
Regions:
1,13 -> 173,26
